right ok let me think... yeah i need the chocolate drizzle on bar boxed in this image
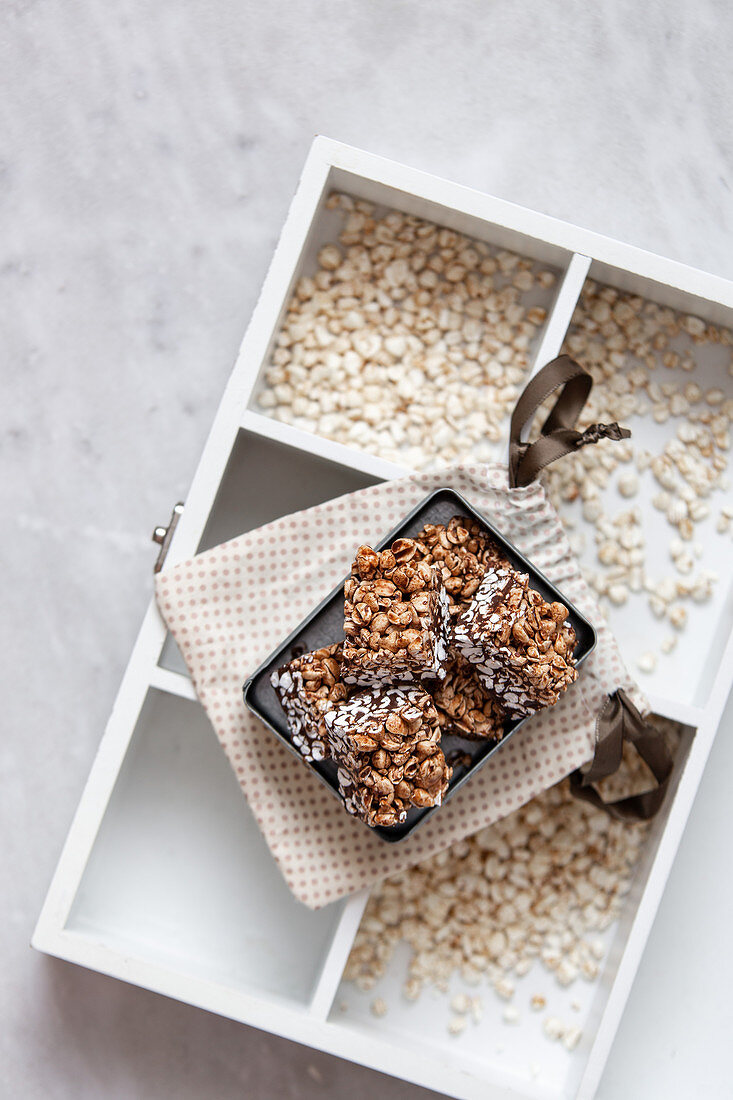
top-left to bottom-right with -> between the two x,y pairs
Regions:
413,515 -> 507,641
454,566 -> 577,718
270,643 -> 346,762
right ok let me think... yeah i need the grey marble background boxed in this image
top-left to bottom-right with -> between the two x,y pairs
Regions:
2,2 -> 733,1097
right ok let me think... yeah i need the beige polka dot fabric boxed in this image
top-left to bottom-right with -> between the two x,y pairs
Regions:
155,464 -> 646,910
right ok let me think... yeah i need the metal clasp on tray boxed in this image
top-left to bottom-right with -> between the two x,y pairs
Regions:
152,502 -> 184,574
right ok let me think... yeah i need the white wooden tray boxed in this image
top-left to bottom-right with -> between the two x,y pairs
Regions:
34,138 -> 733,1100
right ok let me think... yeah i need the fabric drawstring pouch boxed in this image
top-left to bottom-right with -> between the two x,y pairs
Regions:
155,358 -> 673,909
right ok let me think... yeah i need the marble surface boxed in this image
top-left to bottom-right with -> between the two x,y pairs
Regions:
2,1 -> 733,1097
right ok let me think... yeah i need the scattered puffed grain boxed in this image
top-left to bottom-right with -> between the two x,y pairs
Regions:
539,280 -> 732,649
345,739 -> 679,1031
318,244 -> 342,270
260,193 -> 556,472
648,595 -> 667,618
618,472 -> 639,498
556,959 -> 579,986
543,1016 -> 566,1041
563,1026 -> 583,1051
580,958 -> 599,981
668,605 -> 688,630
674,552 -> 694,575
450,993 -> 470,1015
494,977 -> 515,1000
608,584 -> 629,606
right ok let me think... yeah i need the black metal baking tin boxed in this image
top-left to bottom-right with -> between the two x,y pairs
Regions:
242,487 -> 596,843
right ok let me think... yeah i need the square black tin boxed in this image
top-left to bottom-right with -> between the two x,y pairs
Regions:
242,487 -> 596,842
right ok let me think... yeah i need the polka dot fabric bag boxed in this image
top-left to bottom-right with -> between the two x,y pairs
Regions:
155,359 -> 673,908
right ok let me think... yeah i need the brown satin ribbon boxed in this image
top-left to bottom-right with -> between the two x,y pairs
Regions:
508,355 -> 631,488
569,690 -> 674,820
508,357 -> 673,821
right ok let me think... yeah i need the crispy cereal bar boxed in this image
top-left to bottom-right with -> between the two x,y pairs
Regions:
342,540 -> 449,686
325,685 -> 452,827
429,654 -> 505,741
414,515 -> 508,638
454,566 -> 577,718
270,643 -> 346,762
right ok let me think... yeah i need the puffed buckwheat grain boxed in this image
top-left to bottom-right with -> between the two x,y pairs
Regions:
258,193 -> 557,470
547,280 -> 732,669
345,722 -> 681,1037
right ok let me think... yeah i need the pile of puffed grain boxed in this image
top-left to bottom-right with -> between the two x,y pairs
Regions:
547,280 -> 733,671
257,192 -> 557,471
344,721 -> 680,1047
258,195 -> 732,673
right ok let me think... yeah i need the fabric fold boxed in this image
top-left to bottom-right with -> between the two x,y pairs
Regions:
155,463 -> 646,909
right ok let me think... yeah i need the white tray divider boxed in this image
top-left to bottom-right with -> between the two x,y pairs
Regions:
148,666 -> 198,702
309,890 -> 371,1020
528,252 -> 592,378
150,146 -> 337,578
239,409 -> 408,482
645,694 -> 704,729
33,602 -> 167,942
577,633 -> 733,1099
35,919 -> 521,1100
34,919 -> 539,1100
321,138 -> 733,312
30,927 -> 324,1041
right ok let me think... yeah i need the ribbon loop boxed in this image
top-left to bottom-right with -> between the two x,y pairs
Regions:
508,355 -> 631,488
577,422 -> 630,446
568,689 -> 674,821
507,360 -> 671,821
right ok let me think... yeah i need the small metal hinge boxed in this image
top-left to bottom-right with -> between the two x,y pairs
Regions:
152,502 -> 184,574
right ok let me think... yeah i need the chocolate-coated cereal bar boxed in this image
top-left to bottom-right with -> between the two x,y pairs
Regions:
270,642 -> 346,762
454,566 -> 576,718
325,685 -> 452,827
342,540 -> 449,686
413,515 -> 508,640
